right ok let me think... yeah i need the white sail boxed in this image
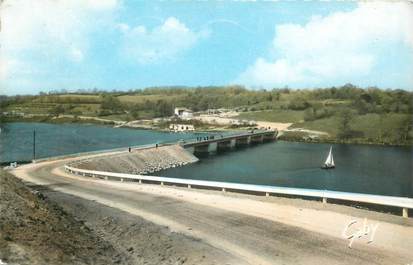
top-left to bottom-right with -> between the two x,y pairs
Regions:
324,146 -> 334,167
330,151 -> 335,166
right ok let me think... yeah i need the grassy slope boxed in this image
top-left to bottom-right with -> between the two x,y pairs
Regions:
55,94 -> 100,99
290,113 -> 412,142
3,115 -> 116,125
237,109 -> 305,123
117,94 -> 180,103
5,94 -> 168,119
5,103 -> 100,116
235,107 -> 412,145
3,91 -> 412,145
291,113 -> 401,134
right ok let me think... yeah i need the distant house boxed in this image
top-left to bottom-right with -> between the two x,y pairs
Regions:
206,109 -> 221,115
169,124 -> 195,132
174,107 -> 193,118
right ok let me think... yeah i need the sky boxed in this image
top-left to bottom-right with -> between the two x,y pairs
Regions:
1,0 -> 412,95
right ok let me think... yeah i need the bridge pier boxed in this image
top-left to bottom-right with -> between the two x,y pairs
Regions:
194,144 -> 210,153
250,135 -> 264,144
263,132 -> 276,142
235,137 -> 249,147
217,140 -> 232,152
403,207 -> 409,218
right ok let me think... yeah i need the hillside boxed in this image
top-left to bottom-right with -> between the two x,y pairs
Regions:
1,84 -> 412,145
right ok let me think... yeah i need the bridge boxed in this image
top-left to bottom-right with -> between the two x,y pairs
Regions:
181,129 -> 278,153
54,127 -> 413,218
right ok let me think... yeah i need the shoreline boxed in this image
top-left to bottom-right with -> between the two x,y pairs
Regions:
278,133 -> 413,148
2,116 -> 247,133
3,118 -> 413,147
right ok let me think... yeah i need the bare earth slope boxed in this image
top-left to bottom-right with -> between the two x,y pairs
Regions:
0,169 -> 120,265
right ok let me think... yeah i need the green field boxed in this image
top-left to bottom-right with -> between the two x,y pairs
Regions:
117,94 -> 180,104
288,113 -> 412,144
237,109 -> 305,123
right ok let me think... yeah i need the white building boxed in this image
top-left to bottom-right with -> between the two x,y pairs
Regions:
174,107 -> 193,119
169,124 -> 195,132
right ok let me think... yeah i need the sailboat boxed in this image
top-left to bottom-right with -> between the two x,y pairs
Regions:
321,146 -> 335,169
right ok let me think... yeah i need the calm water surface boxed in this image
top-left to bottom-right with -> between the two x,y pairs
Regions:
1,122 -> 412,197
156,141 -> 413,198
0,122 -> 204,162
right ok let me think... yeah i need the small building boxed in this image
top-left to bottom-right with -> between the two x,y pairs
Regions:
206,109 -> 221,115
169,124 -> 195,132
174,107 -> 193,119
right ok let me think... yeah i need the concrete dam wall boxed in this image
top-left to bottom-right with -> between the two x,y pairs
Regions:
73,145 -> 198,175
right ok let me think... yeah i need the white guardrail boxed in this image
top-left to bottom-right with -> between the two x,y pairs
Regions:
64,165 -> 413,218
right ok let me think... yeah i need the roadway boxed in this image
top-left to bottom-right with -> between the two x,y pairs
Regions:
10,157 -> 413,265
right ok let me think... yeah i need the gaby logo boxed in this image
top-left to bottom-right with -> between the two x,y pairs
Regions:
342,218 -> 379,248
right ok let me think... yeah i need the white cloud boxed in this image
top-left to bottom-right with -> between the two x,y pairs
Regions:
238,2 -> 413,88
84,0 -> 118,10
119,17 -> 207,64
0,58 -> 14,81
0,0 -> 119,81
69,47 -> 85,62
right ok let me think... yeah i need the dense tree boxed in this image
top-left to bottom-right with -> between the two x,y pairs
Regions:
288,98 -> 310,110
129,104 -> 140,120
337,109 -> 355,140
304,108 -> 316,121
50,105 -> 65,116
154,100 -> 173,117
397,116 -> 413,142
100,95 -> 123,113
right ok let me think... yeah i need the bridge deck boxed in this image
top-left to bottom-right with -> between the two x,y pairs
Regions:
182,129 -> 277,148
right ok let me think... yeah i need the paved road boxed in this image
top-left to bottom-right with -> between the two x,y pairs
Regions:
12,160 -> 413,265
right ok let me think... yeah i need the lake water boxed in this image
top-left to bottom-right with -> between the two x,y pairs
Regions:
0,122 -> 205,163
157,142 -> 413,198
1,122 -> 412,197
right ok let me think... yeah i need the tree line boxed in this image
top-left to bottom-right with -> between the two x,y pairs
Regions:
2,83 -> 412,118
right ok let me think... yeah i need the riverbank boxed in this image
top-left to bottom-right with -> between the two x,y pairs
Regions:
278,130 -> 413,147
2,115 -> 116,126
2,115 -> 251,133
3,116 -> 412,147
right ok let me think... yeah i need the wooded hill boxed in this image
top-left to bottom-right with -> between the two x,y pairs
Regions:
1,84 -> 412,145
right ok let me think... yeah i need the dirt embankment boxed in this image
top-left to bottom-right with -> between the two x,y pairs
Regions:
74,145 -> 198,175
0,169 -> 121,265
0,169 -> 244,265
